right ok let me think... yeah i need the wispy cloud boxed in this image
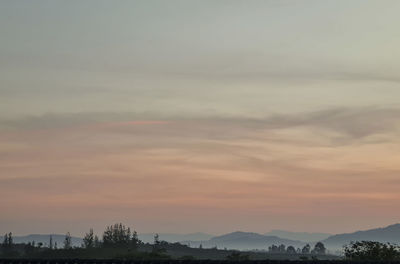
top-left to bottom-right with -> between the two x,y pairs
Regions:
1,106 -> 400,234
3,106 -> 400,141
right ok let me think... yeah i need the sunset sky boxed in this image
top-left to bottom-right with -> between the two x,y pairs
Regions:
1,0 -> 400,237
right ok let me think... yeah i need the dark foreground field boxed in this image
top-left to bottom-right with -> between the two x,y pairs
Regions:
1,260 -> 399,264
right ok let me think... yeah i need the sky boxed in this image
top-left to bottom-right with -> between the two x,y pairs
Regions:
1,0 -> 400,237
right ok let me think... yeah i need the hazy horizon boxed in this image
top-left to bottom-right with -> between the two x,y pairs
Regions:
1,0 -> 400,236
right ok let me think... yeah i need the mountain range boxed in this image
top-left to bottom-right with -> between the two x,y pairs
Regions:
181,224 -> 400,250
322,223 -> 400,248
2,223 -> 400,251
181,231 -> 305,250
265,230 -> 332,242
138,232 -> 213,244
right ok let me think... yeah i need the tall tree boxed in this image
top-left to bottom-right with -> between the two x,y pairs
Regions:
49,235 -> 53,250
152,233 -> 166,254
131,230 -> 140,248
7,233 -> 12,246
103,225 -> 113,246
102,223 -> 135,247
83,228 -> 95,248
63,232 -> 72,249
2,233 -> 12,248
94,235 -> 100,248
278,244 -> 286,252
154,233 -> 160,246
2,233 -> 9,247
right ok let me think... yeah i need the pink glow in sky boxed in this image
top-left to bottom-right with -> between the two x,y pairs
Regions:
1,0 -> 400,236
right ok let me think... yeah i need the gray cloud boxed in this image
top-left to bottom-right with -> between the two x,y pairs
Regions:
2,106 -> 400,144
0,112 -> 159,130
262,107 -> 400,139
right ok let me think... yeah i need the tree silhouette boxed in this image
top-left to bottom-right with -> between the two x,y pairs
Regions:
278,244 -> 286,252
2,233 -> 8,247
344,241 -> 400,261
313,242 -> 326,255
83,228 -> 95,248
102,223 -> 139,248
302,244 -> 311,254
94,235 -> 100,248
152,233 -> 167,255
7,233 -> 13,246
152,233 -> 160,253
49,235 -> 53,250
287,245 -> 296,254
63,232 -> 72,249
2,232 -> 13,248
154,234 -> 160,246
131,230 -> 140,248
268,244 -> 278,253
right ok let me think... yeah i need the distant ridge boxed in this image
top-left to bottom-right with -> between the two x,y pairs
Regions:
265,230 -> 332,242
182,231 -> 306,250
138,232 -> 213,243
323,223 -> 400,248
3,223 -> 400,251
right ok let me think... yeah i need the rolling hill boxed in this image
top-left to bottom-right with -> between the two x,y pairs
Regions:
182,231 -> 306,250
323,223 -> 400,249
138,232 -> 213,243
265,230 -> 332,242
3,223 -> 400,252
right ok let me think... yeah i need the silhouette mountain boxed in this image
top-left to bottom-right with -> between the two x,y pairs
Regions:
265,230 -> 332,242
323,223 -> 400,248
4,223 -> 400,251
138,232 -> 213,243
183,231 -> 305,250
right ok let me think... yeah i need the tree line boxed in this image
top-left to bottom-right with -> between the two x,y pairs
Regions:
343,241 -> 400,261
267,242 -> 326,255
2,224 -> 400,261
1,224 -> 167,259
